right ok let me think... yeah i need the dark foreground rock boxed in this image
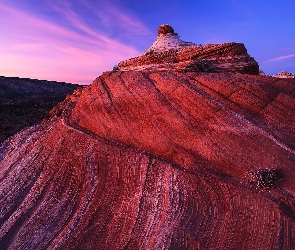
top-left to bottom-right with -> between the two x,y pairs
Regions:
0,76 -> 81,143
1,70 -> 295,249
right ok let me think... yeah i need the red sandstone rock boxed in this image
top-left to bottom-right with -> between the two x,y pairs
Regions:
1,70 -> 295,249
158,24 -> 175,35
273,71 -> 295,78
118,25 -> 259,75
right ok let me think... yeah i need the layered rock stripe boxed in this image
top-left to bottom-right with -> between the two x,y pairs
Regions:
1,71 -> 295,249
118,24 -> 259,75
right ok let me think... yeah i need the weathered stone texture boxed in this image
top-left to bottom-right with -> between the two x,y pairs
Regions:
1,71 -> 295,249
119,42 -> 259,74
273,71 -> 295,78
158,24 -> 175,35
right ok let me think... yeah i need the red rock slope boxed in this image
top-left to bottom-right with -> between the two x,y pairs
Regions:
1,70 -> 295,249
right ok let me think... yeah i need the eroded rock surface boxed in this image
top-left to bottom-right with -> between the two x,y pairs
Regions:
1,70 -> 295,249
273,71 -> 295,78
118,25 -> 259,74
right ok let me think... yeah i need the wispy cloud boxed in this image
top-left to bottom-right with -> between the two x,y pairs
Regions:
0,1 -> 148,84
265,54 -> 295,62
98,2 -> 151,36
279,47 -> 295,51
46,0 -> 150,40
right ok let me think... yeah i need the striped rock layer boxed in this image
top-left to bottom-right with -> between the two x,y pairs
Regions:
118,42 -> 259,75
1,71 -> 295,249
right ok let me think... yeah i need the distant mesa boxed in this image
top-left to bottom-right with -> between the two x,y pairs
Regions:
259,70 -> 295,78
118,24 -> 259,74
273,71 -> 295,78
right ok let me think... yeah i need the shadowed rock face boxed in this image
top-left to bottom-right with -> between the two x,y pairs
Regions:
1,70 -> 295,249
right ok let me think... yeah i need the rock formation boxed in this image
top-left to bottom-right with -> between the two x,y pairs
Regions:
1,25 -> 295,249
118,24 -> 259,74
144,24 -> 197,53
0,76 -> 81,143
273,71 -> 295,78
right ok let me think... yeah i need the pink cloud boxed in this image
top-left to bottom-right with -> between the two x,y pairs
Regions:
46,0 -> 151,45
0,2 -> 140,53
0,1 -> 145,84
65,0 -> 151,36
265,54 -> 295,62
279,47 -> 295,51
99,2 -> 151,35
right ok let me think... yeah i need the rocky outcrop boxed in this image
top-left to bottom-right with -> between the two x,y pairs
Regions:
118,25 -> 259,74
273,71 -> 295,78
143,24 -> 197,53
1,70 -> 295,249
0,76 -> 81,143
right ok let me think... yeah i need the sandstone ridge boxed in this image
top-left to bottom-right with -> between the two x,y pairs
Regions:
1,69 -> 295,249
118,24 -> 259,74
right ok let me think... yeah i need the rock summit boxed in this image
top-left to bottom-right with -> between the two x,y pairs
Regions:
118,24 -> 259,74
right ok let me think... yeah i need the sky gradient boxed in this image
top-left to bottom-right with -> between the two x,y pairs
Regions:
0,0 -> 294,84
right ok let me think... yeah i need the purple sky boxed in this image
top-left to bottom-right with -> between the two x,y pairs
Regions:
0,0 -> 294,84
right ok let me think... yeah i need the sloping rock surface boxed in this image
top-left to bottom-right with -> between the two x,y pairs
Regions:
0,76 -> 81,143
1,71 -> 295,249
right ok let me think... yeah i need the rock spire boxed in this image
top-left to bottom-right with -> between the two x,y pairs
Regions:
143,24 -> 196,54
